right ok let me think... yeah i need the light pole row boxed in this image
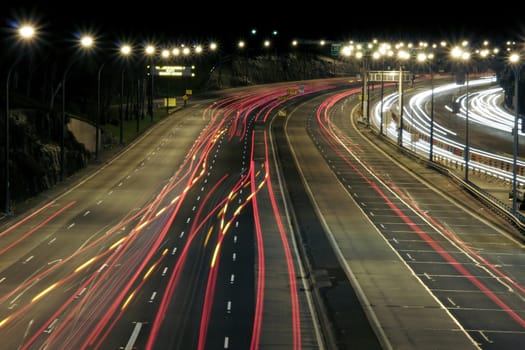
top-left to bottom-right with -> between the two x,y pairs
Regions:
2,25 -> 182,215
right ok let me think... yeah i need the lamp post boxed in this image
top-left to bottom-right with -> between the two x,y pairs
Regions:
353,43 -> 374,125
238,40 -> 247,84
416,51 -> 435,161
362,54 -> 370,124
373,43 -> 392,135
397,49 -> 410,148
119,44 -> 133,145
510,52 -> 522,214
161,49 -> 171,114
182,46 -> 192,102
451,45 -> 471,181
346,41 -> 379,126
145,44 -> 155,123
465,71 -> 470,181
429,64 -> 435,162
380,63 -> 385,135
3,23 -> 36,215
60,34 -> 94,180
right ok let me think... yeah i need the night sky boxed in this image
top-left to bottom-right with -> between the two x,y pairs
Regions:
2,2 -> 525,49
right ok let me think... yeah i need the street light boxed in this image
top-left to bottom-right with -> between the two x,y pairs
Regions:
145,44 -> 155,123
161,49 -> 171,114
60,34 -> 94,179
238,40 -> 248,84
96,62 -> 106,161
509,52 -> 522,214
416,51 -> 435,161
340,40 -> 378,125
3,23 -> 36,215
451,45 -> 471,181
397,49 -> 410,148
353,43 -> 373,124
119,44 -> 133,145
372,43 -> 392,135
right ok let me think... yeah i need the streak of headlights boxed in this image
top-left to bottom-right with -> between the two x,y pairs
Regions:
372,76 -> 525,186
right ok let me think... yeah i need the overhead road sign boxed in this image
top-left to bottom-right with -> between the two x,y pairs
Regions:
368,70 -> 412,82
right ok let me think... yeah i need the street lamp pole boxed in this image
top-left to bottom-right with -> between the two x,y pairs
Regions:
118,44 -> 133,145
398,64 -> 404,147
363,57 -> 369,124
512,66 -> 520,214
161,49 -> 171,115
60,34 -> 94,180
149,63 -> 154,123
416,50 -> 436,161
429,67 -> 435,162
510,53 -> 522,214
451,45 -> 471,182
464,70 -> 470,182
397,50 -> 410,148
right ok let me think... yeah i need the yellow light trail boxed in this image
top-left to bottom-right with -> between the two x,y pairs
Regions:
234,205 -> 243,216
222,221 -> 231,235
136,220 -> 150,233
0,317 -> 10,328
121,290 -> 136,311
75,257 -> 97,273
32,283 -> 58,303
211,243 -> 221,268
204,225 -> 214,246
109,237 -> 127,251
143,262 -> 158,280
155,207 -> 166,217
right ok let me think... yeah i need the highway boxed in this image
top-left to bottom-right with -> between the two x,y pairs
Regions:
1,76 -> 525,349
281,85 -> 525,349
0,79 -> 353,349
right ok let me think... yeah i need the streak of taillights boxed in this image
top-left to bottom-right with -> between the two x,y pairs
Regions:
197,173 -> 257,349
146,173 -> 232,349
89,251 -> 169,349
0,203 -> 144,304
249,132 -> 266,350
0,200 -> 76,255
262,130 -> 301,349
0,200 -> 56,238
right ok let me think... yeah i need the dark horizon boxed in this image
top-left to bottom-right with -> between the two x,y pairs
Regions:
2,2 -> 525,50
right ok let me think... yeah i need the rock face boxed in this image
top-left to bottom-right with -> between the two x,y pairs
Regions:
205,52 -> 356,90
5,109 -> 89,205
